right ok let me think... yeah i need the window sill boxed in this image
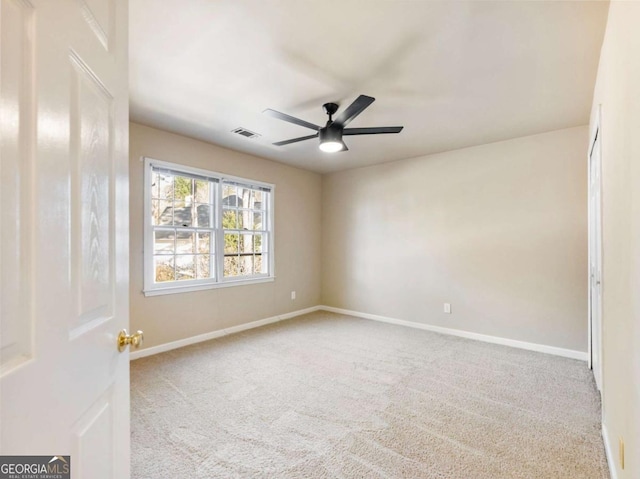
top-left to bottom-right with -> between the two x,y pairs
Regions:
143,276 -> 275,297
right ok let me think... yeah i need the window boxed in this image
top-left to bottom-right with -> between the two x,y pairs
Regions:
222,182 -> 270,278
144,158 -> 274,296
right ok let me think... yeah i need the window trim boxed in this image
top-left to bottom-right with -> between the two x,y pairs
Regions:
142,157 -> 275,296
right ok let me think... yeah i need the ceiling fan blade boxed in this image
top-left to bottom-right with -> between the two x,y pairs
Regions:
339,141 -> 349,152
273,134 -> 318,146
333,95 -> 375,126
343,126 -> 404,135
263,109 -> 320,131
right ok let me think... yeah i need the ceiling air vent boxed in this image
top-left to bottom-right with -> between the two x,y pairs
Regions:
231,127 -> 261,139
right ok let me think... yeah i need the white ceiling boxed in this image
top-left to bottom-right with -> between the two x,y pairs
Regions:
129,0 -> 608,174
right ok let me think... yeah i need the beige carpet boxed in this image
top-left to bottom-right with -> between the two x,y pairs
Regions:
131,311 -> 609,478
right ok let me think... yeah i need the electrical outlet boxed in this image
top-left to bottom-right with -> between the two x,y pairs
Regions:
619,437 -> 625,470
291,291 -> 296,300
444,303 -> 451,314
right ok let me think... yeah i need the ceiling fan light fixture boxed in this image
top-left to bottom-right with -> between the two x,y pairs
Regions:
319,140 -> 343,153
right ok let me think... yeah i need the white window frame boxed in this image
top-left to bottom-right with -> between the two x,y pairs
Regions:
143,157 -> 275,296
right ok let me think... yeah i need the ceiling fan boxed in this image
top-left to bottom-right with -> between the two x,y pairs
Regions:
263,94 -> 403,153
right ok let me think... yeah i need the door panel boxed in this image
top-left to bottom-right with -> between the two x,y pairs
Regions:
0,1 -> 129,477
70,51 -> 114,334
71,388 -> 114,479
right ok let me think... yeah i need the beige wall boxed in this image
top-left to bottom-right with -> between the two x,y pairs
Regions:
129,122 -> 322,349
322,126 -> 588,352
590,2 -> 640,476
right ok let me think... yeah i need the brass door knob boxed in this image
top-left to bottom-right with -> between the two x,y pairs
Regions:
117,329 -> 144,352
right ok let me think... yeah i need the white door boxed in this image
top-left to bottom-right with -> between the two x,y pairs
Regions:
1,0 -> 131,477
588,125 -> 603,392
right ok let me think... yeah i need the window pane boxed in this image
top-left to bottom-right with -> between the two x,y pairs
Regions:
197,233 -> 210,254
237,209 -> 250,230
172,202 -> 191,227
254,254 -> 263,274
195,204 -> 210,227
154,230 -> 175,254
238,187 -> 251,209
151,171 -> 160,199
254,234 -> 263,253
222,185 -> 238,207
152,200 -> 173,225
252,211 -> 263,230
176,255 -> 195,280
252,190 -> 263,208
157,173 -> 173,199
155,256 -> 175,282
223,209 -> 238,229
224,233 -> 238,254
239,234 -> 253,254
174,176 -> 193,202
197,255 -> 210,279
238,255 -> 253,276
224,256 -> 238,276
194,179 -> 210,203
176,232 -> 195,254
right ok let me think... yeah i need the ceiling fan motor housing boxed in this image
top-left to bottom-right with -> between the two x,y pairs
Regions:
319,122 -> 344,143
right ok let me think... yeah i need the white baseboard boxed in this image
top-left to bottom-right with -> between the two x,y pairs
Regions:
319,305 -> 588,361
130,306 -> 321,360
131,304 -> 587,362
602,423 -> 619,479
